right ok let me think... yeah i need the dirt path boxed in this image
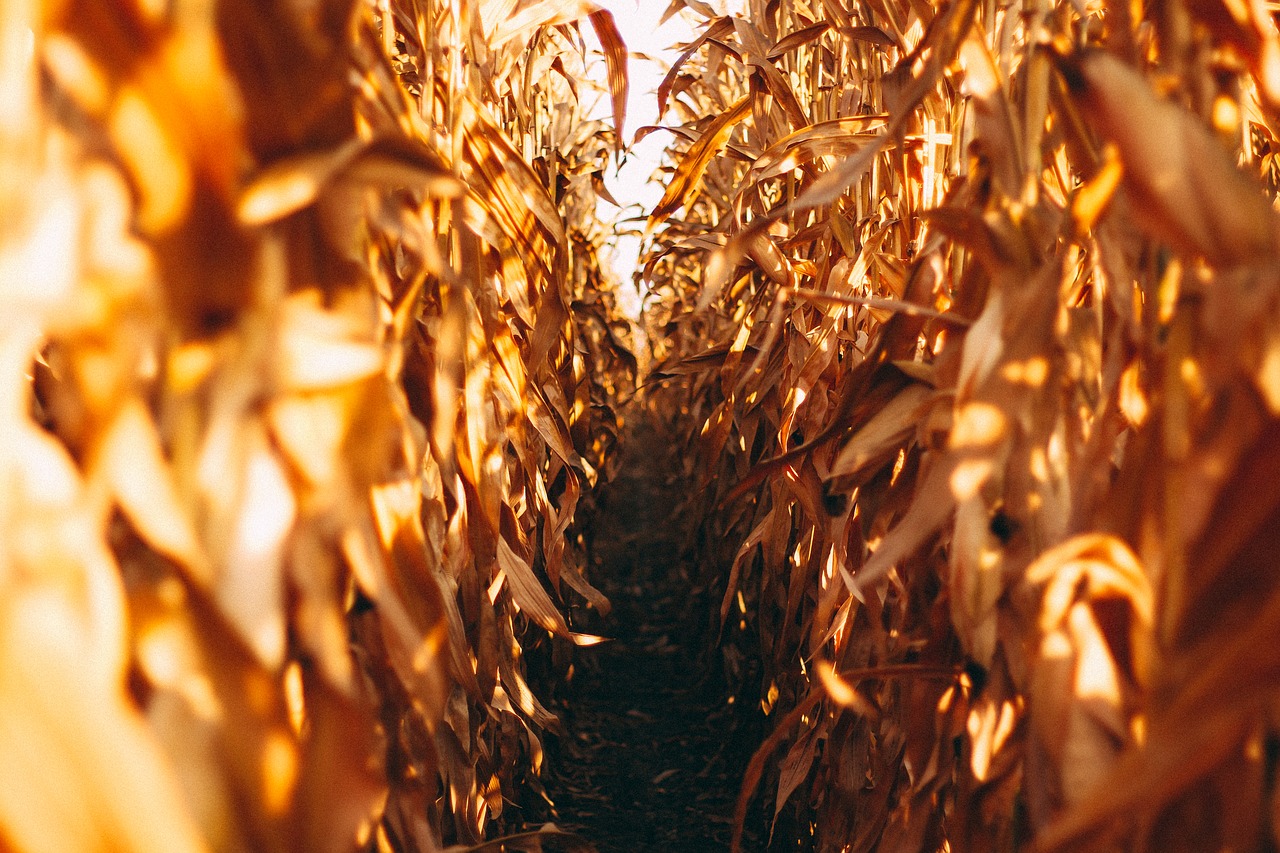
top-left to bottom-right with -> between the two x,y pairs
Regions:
539,414 -> 762,852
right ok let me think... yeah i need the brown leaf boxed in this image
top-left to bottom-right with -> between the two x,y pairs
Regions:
239,137 -> 461,227
827,383 -> 931,481
646,95 -> 752,232
496,537 -> 602,645
0,585 -> 209,853
96,399 -> 205,577
1067,51 -> 1280,265
587,10 -> 629,151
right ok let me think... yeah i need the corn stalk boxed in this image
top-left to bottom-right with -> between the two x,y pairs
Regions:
643,0 -> 1280,849
0,1 -> 631,850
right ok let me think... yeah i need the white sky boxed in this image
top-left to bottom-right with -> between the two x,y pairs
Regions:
581,1 -> 705,318
578,1 -> 746,319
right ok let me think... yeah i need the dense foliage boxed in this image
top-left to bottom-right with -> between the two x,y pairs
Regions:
642,0 -> 1280,850
1,1 -> 630,850
9,0 -> 1280,851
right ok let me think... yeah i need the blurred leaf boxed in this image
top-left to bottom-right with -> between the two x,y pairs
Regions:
587,10 -> 628,152
1068,51 -> 1280,265
646,95 -> 751,232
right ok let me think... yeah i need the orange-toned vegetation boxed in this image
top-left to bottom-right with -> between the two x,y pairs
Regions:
2,1 -> 629,850
8,0 -> 1280,851
642,0 -> 1280,850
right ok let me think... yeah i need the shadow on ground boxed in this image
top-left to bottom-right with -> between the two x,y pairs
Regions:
537,411 -> 765,852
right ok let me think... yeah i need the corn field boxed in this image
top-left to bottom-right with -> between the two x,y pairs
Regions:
5,0 -> 1280,850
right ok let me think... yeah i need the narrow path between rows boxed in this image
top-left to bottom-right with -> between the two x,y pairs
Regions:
540,412 -> 763,852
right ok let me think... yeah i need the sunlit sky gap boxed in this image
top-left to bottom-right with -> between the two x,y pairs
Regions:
582,1 -> 743,319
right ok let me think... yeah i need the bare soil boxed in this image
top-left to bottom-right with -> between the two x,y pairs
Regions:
538,413 -> 765,852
